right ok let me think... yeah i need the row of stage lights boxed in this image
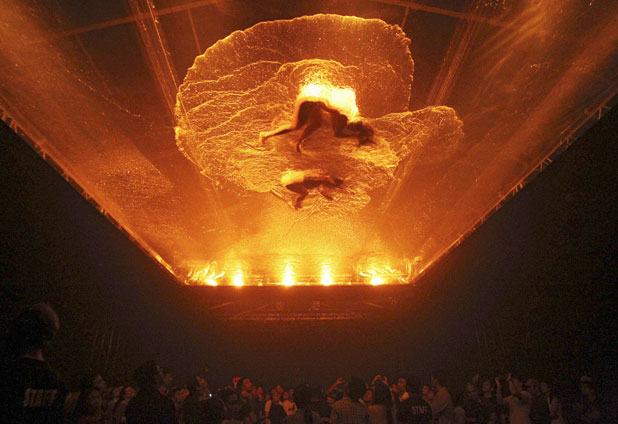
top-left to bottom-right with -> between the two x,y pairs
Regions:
185,263 -> 392,287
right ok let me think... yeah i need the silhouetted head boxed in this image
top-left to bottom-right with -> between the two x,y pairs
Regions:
293,384 -> 312,408
407,375 -> 422,394
431,371 -> 448,389
133,361 -> 162,391
373,381 -> 392,406
6,303 -> 59,355
347,377 -> 366,402
333,177 -> 344,186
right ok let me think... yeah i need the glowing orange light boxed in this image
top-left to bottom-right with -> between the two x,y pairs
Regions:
233,269 -> 244,287
320,264 -> 333,286
282,263 -> 295,286
370,276 -> 384,286
187,264 -> 224,286
299,82 -> 359,119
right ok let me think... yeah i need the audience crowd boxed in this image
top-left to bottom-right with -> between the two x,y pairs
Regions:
0,304 -> 611,424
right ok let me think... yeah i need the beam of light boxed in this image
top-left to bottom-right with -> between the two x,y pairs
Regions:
320,264 -> 333,286
282,263 -> 295,286
186,264 -> 224,286
233,269 -> 244,287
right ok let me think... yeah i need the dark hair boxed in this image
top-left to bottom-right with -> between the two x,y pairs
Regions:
373,381 -> 394,424
432,371 -> 448,387
348,377 -> 366,403
79,371 -> 101,392
294,384 -> 314,424
6,303 -> 59,355
407,375 -> 422,394
133,361 -> 159,391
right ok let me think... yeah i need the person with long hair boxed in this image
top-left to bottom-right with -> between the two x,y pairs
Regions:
369,381 -> 393,424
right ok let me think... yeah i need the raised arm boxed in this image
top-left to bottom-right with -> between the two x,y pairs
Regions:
327,377 -> 345,396
495,377 -> 503,405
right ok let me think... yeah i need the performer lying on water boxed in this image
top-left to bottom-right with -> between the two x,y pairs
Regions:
259,100 -> 375,152
282,170 -> 345,209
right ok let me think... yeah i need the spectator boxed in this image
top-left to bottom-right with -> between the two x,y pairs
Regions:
454,407 -> 467,424
0,303 -> 66,424
283,384 -> 321,424
161,368 -> 175,396
396,375 -> 431,424
202,395 -> 226,424
73,387 -> 104,424
266,388 -> 287,424
184,377 -> 210,424
430,371 -> 455,424
283,388 -> 299,416
396,377 -> 410,402
462,382 -> 482,424
221,388 -> 243,424
238,388 -> 255,423
422,385 -> 434,404
104,385 -> 123,424
330,377 -> 370,424
369,381 -> 393,424
478,378 -> 502,424
526,379 -> 550,424
170,386 -> 189,424
112,386 -> 136,424
255,386 -> 267,423
125,361 -> 177,424
571,377 -> 601,424
500,373 -> 531,424
539,381 -> 565,424
309,384 -> 332,424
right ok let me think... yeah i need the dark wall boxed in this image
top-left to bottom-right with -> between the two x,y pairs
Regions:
1,106 -> 617,393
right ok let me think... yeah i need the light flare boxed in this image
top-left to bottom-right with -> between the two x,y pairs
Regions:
282,263 -> 295,286
299,82 -> 359,119
370,276 -> 384,286
186,264 -> 225,286
233,269 -> 244,287
320,264 -> 333,286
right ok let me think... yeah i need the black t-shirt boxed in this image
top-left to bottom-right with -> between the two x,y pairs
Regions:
269,402 -> 287,424
397,394 -> 432,424
0,357 -> 66,424
125,388 -> 177,424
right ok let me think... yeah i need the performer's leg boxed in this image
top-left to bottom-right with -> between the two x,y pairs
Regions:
319,188 -> 334,201
260,125 -> 296,144
294,192 -> 308,209
286,183 -> 309,209
292,120 -> 321,153
260,102 -> 315,144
